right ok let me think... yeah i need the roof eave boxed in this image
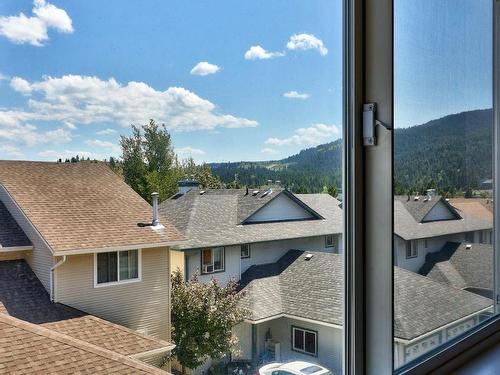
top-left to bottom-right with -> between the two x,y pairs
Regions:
53,239 -> 186,256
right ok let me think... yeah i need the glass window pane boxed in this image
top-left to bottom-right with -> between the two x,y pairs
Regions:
213,247 -> 223,271
305,331 -> 317,355
120,250 -> 138,280
97,252 -> 117,284
294,328 -> 304,351
394,0 -> 494,368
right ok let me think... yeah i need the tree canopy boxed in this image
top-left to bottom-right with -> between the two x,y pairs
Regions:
170,270 -> 247,373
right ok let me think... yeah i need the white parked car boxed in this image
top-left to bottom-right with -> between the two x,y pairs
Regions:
257,361 -> 335,375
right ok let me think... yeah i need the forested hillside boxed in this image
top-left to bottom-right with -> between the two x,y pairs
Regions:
211,109 -> 493,194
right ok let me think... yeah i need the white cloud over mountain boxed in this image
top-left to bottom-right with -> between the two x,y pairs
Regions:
176,146 -> 205,156
0,0 -> 73,46
286,33 -> 328,56
244,45 -> 284,60
265,123 -> 339,147
190,62 -> 220,76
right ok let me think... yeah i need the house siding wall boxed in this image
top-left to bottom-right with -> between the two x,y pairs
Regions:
0,187 -> 54,291
185,235 -> 341,284
246,194 -> 314,223
0,250 -> 30,261
252,318 -> 342,375
422,201 -> 457,221
55,247 -> 171,340
395,233 -> 465,272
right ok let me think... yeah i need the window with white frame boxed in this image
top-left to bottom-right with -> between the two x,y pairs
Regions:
325,234 -> 335,248
241,244 -> 250,259
201,247 -> 224,274
406,241 -> 418,259
96,249 -> 140,286
292,326 -> 317,356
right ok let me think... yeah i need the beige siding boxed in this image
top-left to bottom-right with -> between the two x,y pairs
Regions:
0,250 -> 29,261
0,187 -> 54,291
56,247 -> 171,341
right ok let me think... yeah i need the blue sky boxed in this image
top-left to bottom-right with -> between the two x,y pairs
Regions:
0,0 -> 342,162
0,0 -> 492,163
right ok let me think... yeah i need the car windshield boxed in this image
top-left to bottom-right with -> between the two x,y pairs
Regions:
300,366 -> 324,375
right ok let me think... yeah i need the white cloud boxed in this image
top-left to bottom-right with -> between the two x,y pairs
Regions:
261,148 -> 279,155
96,128 -> 117,135
244,45 -> 284,60
286,33 -> 328,56
0,144 -> 23,158
0,0 -> 73,46
10,77 -> 33,94
265,123 -> 340,147
0,110 -> 74,146
6,74 -> 258,131
283,91 -> 309,100
176,146 -> 205,156
190,61 -> 220,76
63,121 -> 76,129
38,149 -> 96,160
85,139 -> 121,155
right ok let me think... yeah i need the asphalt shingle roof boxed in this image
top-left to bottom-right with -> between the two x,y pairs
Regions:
0,313 -> 167,375
0,161 -> 184,254
159,189 -> 342,250
0,201 -> 31,248
0,260 -> 173,357
240,250 -> 492,341
419,242 -> 493,294
394,196 -> 492,241
396,195 -> 460,223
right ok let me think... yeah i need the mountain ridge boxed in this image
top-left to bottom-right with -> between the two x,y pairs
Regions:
210,108 -> 493,194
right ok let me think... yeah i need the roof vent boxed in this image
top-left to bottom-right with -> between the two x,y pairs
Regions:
304,253 -> 314,261
466,244 -> 472,250
261,188 -> 272,198
414,196 -> 420,201
199,190 -> 206,195
151,192 -> 163,229
252,190 -> 259,196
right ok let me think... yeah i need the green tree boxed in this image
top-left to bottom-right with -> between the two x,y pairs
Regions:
327,185 -> 338,198
170,270 -> 247,374
121,125 -> 150,201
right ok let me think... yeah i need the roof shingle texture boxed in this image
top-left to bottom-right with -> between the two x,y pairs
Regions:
240,250 -> 492,341
419,242 -> 493,293
394,196 -> 492,240
0,314 -> 167,375
159,189 -> 342,250
0,260 -> 172,357
0,161 -> 184,253
0,201 -> 31,248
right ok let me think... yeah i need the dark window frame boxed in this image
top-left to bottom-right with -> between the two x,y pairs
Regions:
291,325 -> 318,357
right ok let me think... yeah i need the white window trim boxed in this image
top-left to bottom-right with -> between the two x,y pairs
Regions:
241,244 -> 251,259
406,241 -> 418,259
93,249 -> 142,288
201,247 -> 225,274
325,234 -> 335,248
291,326 -> 318,356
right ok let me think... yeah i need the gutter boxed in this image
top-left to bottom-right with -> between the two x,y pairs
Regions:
50,255 -> 67,302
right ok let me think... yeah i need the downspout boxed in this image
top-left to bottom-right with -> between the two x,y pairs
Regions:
50,255 -> 67,302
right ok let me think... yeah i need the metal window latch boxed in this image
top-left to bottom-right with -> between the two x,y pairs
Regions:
363,103 -> 392,146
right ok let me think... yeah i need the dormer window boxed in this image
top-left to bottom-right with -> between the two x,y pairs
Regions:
95,249 -> 141,287
201,247 -> 225,274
